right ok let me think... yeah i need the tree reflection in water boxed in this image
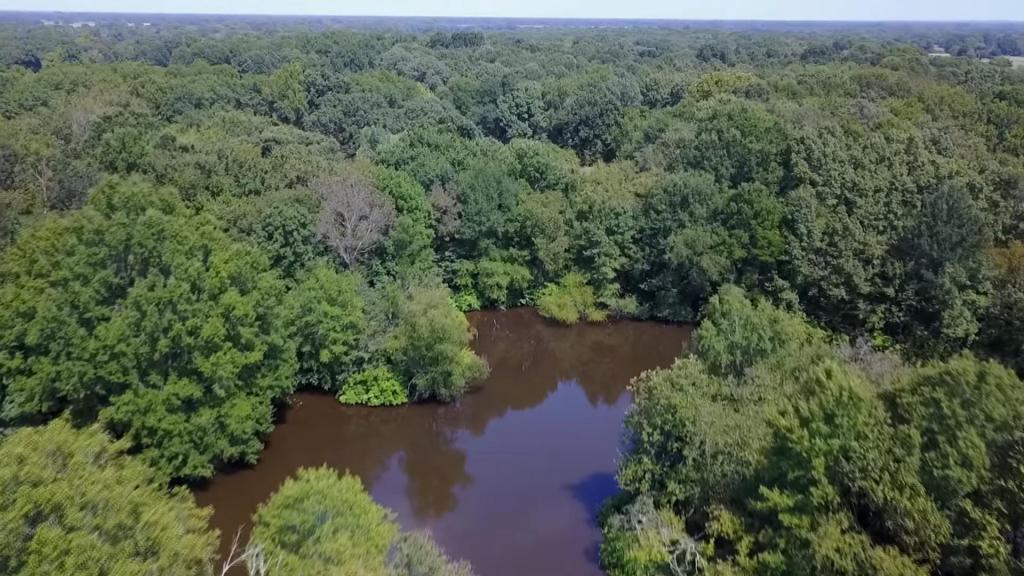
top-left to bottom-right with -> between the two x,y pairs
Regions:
194,308 -> 689,576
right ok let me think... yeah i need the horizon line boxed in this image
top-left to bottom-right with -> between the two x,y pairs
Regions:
3,10 -> 1023,25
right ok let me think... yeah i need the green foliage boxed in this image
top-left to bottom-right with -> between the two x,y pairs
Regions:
338,366 -> 408,406
496,82 -> 547,141
695,285 -> 825,379
505,138 -> 579,193
634,172 -> 786,320
549,69 -> 640,163
452,255 -> 532,309
451,158 -> 525,257
386,282 -> 489,402
4,23 -> 1024,573
251,466 -> 475,575
688,71 -> 768,101
285,262 -> 366,390
0,177 -> 296,480
569,163 -> 647,297
265,62 -> 308,124
0,420 -> 217,576
147,110 -> 338,202
306,70 -> 472,154
889,354 -> 1024,574
371,164 -> 434,230
641,96 -> 787,188
387,532 -> 475,576
252,467 -> 398,576
895,182 -> 992,357
536,272 -> 607,325
746,359 -> 948,573
980,242 -> 1024,373
609,287 -> 1020,576
600,496 -> 697,576
516,190 -> 572,281
207,188 -> 323,279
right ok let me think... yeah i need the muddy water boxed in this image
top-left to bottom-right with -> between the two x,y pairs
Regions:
193,308 -> 689,576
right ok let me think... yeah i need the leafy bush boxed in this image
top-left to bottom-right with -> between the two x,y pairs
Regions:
452,255 -> 532,309
387,282 -> 489,402
338,366 -> 408,406
536,272 -> 608,325
388,532 -> 475,576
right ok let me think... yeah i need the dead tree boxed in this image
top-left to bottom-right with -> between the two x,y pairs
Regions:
315,173 -> 396,268
220,529 -> 278,576
429,182 -> 461,242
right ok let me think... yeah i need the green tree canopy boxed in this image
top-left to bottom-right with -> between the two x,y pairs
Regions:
0,176 -> 296,480
385,282 -> 489,402
285,262 -> 366,390
604,286 -> 1024,576
0,420 -> 217,576
252,467 -> 398,576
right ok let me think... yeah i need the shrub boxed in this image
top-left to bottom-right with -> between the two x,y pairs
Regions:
388,532 -> 475,576
536,272 -> 607,325
338,366 -> 408,406
387,283 -> 489,402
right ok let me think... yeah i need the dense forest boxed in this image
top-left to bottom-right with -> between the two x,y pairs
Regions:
1,15 -> 1024,576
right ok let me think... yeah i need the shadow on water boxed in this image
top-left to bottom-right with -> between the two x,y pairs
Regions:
568,472 -> 620,529
194,308 -> 690,576
567,472 -> 620,567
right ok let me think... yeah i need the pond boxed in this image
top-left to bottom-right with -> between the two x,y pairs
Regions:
193,308 -> 690,576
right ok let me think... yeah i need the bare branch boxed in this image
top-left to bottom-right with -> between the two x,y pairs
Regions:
219,528 -> 276,576
429,182 -> 461,241
315,173 -> 396,268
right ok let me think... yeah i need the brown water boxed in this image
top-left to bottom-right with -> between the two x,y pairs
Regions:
193,308 -> 689,576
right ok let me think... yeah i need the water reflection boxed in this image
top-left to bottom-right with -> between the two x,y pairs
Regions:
194,308 -> 689,576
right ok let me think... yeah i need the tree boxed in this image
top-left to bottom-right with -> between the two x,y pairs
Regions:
695,284 -> 824,379
316,173 -> 397,268
0,177 -> 297,480
889,354 -> 1024,574
569,163 -> 647,299
640,96 -> 787,189
450,159 -> 524,258
495,82 -> 547,141
549,72 -> 637,163
388,532 -> 475,576
896,182 -> 992,357
285,262 -> 366,390
251,467 -> 398,576
265,62 -> 308,124
516,190 -> 572,281
145,110 -> 338,203
612,287 -> 953,576
979,241 -> 1024,374
387,282 -> 488,402
0,420 -> 217,576
208,188 -> 323,280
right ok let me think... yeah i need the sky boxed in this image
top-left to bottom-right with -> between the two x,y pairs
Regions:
1,0 -> 1022,22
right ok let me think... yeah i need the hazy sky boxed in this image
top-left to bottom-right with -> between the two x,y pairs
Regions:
2,0 -> 1022,21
